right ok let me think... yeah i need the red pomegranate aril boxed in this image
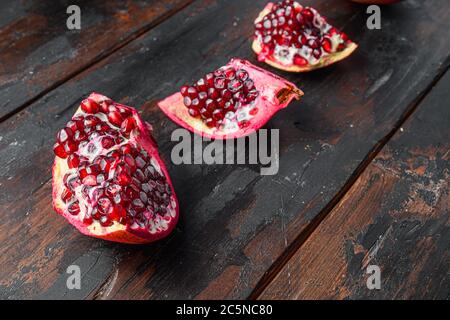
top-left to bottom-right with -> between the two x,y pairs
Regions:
64,141 -> 77,155
196,79 -> 207,91
61,188 -> 73,202
322,37 -> 332,53
208,87 -> 220,99
205,99 -> 217,112
73,130 -> 87,143
205,118 -> 216,128
84,115 -> 100,128
187,87 -> 198,99
67,154 -> 80,169
191,98 -> 202,109
98,197 -> 113,215
100,216 -> 113,227
81,99 -> 100,114
66,121 -> 79,132
294,55 -> 307,66
121,117 -> 136,135
224,68 -> 236,80
188,108 -> 200,118
132,199 -> 145,212
183,96 -> 192,108
214,77 -> 227,90
180,85 -> 189,96
57,127 -> 73,144
117,172 -> 131,186
108,111 -> 123,127
53,143 -> 67,158
101,137 -> 115,149
205,73 -> 214,86
67,201 -> 80,215
212,109 -> 223,121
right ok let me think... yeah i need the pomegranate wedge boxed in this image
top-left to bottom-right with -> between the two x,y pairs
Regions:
52,93 -> 179,244
252,0 -> 358,72
158,58 -> 303,139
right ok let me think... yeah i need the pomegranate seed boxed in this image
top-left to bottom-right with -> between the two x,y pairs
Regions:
205,73 -> 214,86
188,108 -> 200,118
293,55 -> 307,66
180,85 -> 189,96
208,87 -> 220,99
212,109 -> 223,120
214,77 -> 227,90
100,216 -> 113,227
117,171 -> 131,186
236,69 -> 249,81
132,199 -> 145,212
221,89 -> 232,100
121,117 -> 136,135
108,111 -> 123,127
73,130 -> 87,142
183,96 -> 192,107
84,115 -> 100,127
187,87 -> 198,99
67,154 -> 80,169
67,201 -> 80,215
205,118 -> 215,128
224,68 -> 236,80
205,99 -> 217,112
98,197 -> 113,215
63,141 -> 77,155
191,98 -> 202,109
302,8 -> 313,22
198,91 -> 208,101
196,79 -> 207,91
61,188 -> 73,202
228,79 -> 243,93
101,137 -> 115,149
81,99 -> 100,114
53,143 -> 67,158
57,128 -> 73,144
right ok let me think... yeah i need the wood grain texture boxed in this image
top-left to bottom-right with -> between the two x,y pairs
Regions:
0,0 -> 449,299
0,0 -> 193,121
260,71 -> 450,300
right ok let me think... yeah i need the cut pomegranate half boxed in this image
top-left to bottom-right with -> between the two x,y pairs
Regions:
252,0 -> 358,72
52,93 -> 179,244
158,58 -> 303,139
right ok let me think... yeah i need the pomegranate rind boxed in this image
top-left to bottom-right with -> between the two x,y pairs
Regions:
158,58 -> 303,139
252,3 -> 358,72
52,93 -> 179,244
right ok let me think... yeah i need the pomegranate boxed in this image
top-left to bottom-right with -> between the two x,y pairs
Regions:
252,0 -> 358,72
158,58 -> 303,139
52,93 -> 179,244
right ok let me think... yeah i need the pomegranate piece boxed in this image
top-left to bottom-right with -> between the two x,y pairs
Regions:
158,58 -> 303,139
52,93 -> 179,244
252,0 -> 358,72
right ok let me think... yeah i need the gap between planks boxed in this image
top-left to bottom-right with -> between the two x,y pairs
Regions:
0,0 -> 195,124
248,58 -> 450,300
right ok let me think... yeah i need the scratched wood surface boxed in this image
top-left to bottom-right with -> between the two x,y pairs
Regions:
0,0 -> 449,299
0,0 -> 193,121
260,70 -> 450,300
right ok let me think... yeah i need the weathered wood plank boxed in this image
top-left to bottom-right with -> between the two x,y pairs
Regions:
0,0 -> 193,121
0,0 -> 449,299
259,71 -> 450,300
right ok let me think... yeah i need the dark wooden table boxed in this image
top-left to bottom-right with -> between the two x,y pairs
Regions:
0,0 -> 448,300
